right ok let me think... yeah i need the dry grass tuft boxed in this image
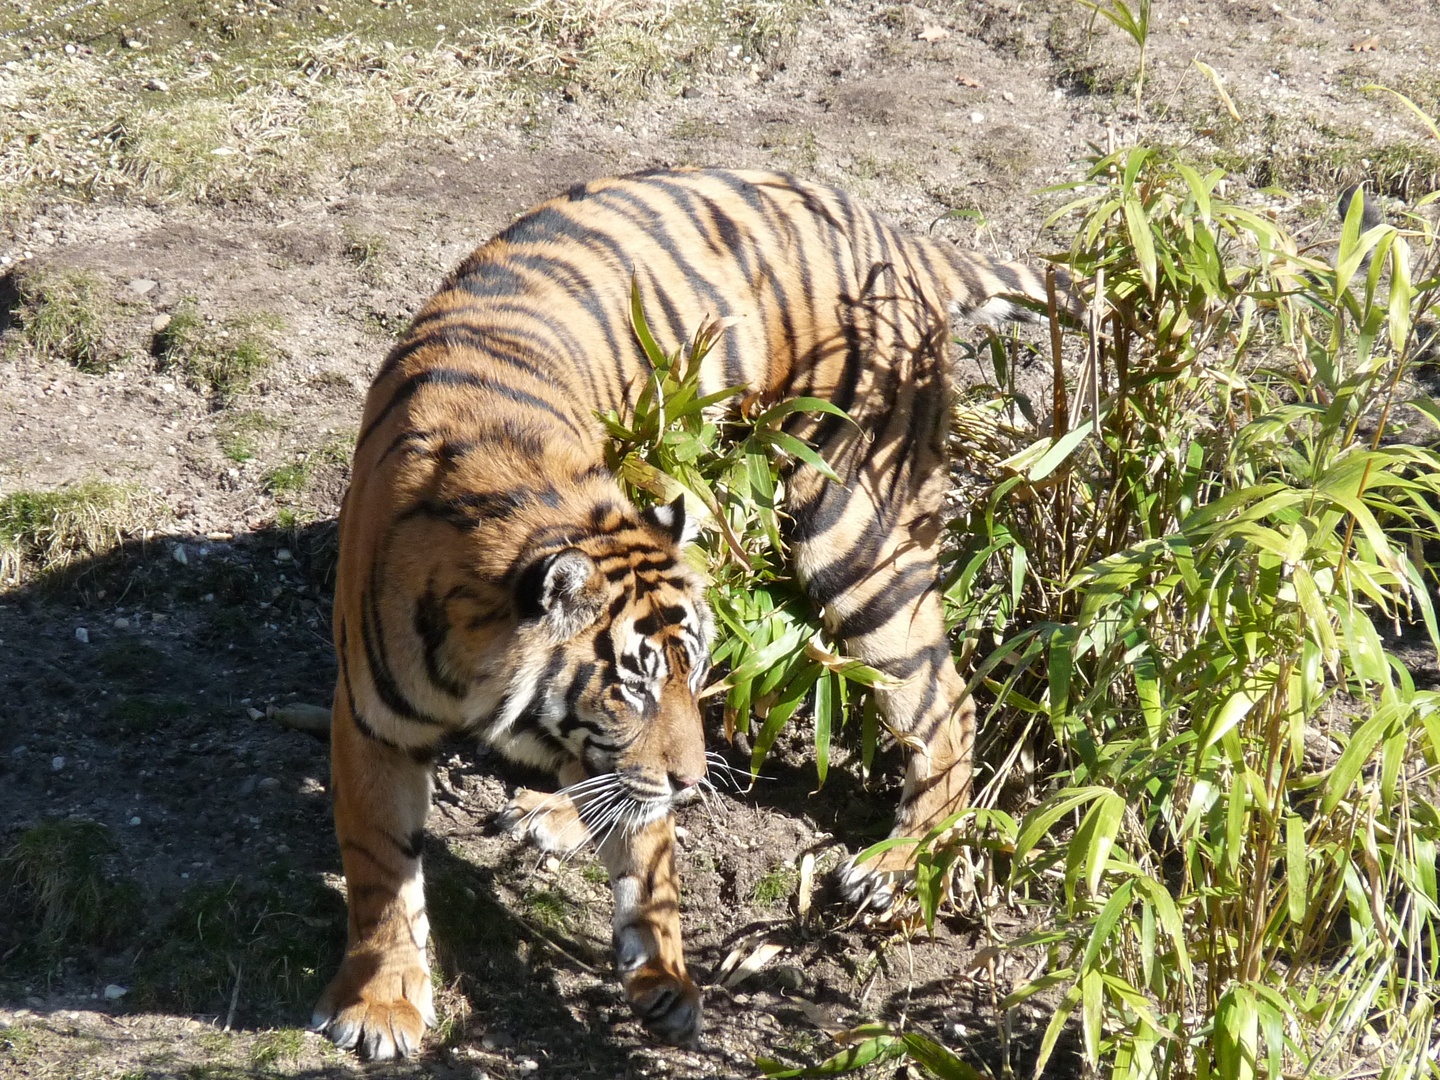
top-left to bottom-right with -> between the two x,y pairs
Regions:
0,0 -> 810,214
3,819 -> 139,947
14,267 -> 119,372
154,301 -> 285,402
0,480 -> 160,581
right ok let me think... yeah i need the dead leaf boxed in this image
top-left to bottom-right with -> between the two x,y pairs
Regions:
962,945 -> 1003,975
956,76 -> 982,88
793,999 -> 850,1035
718,940 -> 784,989
917,24 -> 950,42
1349,36 -> 1380,51
798,852 -> 815,919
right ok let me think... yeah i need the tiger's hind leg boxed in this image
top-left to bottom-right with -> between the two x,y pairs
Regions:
600,814 -> 701,1046
790,426 -> 974,913
312,689 -> 438,1060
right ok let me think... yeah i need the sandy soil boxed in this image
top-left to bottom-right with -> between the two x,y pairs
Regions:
3,0 -> 1439,1077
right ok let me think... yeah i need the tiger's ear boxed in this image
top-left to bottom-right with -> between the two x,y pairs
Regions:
516,549 -> 605,639
642,495 -> 697,545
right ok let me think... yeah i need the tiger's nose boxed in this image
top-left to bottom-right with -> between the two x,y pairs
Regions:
668,772 -> 703,791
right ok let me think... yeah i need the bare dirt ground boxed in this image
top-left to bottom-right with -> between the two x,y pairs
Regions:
2,0 -> 1439,1077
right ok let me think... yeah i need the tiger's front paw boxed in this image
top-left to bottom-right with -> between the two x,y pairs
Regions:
614,926 -> 702,1046
312,949 -> 436,1061
497,787 -> 590,854
623,963 -> 703,1046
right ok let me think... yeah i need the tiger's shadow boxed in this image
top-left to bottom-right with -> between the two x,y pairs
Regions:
0,522 -> 633,1070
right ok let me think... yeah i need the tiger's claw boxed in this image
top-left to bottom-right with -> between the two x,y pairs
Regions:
312,951 -> 435,1061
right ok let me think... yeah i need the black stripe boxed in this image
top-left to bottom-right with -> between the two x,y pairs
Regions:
361,564 -> 446,726
834,564 -> 938,640
358,368 -> 584,452
802,526 -> 886,606
415,584 -> 468,699
339,621 -> 404,751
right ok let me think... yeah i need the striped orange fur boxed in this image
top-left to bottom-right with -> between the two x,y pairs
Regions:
315,167 -> 1070,1058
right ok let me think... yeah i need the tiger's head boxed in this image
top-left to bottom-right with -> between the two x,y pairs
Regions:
496,495 -> 714,830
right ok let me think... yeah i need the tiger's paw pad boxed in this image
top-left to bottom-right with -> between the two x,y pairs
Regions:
313,958 -> 436,1061
496,788 -> 588,854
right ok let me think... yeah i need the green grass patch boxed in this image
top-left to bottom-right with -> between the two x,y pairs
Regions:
521,886 -> 575,931
262,461 -> 311,496
2,819 -> 141,951
249,1028 -> 305,1069
215,410 -> 281,463
0,1025 -> 40,1067
132,877 -> 345,1024
14,268 -> 119,372
343,228 -> 387,284
0,480 -> 158,581
155,300 -> 284,403
751,864 -> 797,907
0,0 -> 814,215
107,696 -> 192,736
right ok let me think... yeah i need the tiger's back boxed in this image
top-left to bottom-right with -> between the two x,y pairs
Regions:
319,167 -> 1064,1060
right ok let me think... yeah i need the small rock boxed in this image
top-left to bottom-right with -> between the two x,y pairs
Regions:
129,816 -> 141,826
515,1059 -> 539,1074
773,964 -> 805,991
970,110 -> 985,123
682,85 -> 700,99
52,755 -> 66,772
543,856 -> 561,873
674,825 -> 689,841
171,544 -> 188,566
238,777 -> 257,796
74,627 -> 89,643
152,313 -> 171,333
103,984 -> 128,1000
481,1029 -> 514,1051
1002,90 -> 1015,102
113,618 -> 130,631
270,702 -> 332,737
246,707 -> 265,721
128,278 -> 157,295
143,78 -> 168,92
276,548 -> 293,562
257,777 -> 281,793
124,37 -> 142,48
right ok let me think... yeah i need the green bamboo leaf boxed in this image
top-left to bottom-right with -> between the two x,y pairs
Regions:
898,1034 -> 982,1080
1033,982 -> 1083,1080
1133,876 -> 1192,982
1286,814 -> 1308,924
1079,879 -> 1135,973
1321,704 -> 1400,814
1081,968 -> 1103,1067
754,429 -> 842,483
1123,196 -> 1159,296
1014,786 -> 1113,866
1028,419 -> 1095,482
999,970 -> 1077,1010
629,277 -> 670,371
1215,985 -> 1258,1080
757,1034 -> 902,1077
813,671 -> 834,790
751,395 -> 858,429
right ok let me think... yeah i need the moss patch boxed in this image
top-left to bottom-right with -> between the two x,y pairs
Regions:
14,268 -> 120,372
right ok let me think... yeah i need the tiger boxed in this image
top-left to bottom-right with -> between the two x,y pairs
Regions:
313,166 -> 1073,1059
